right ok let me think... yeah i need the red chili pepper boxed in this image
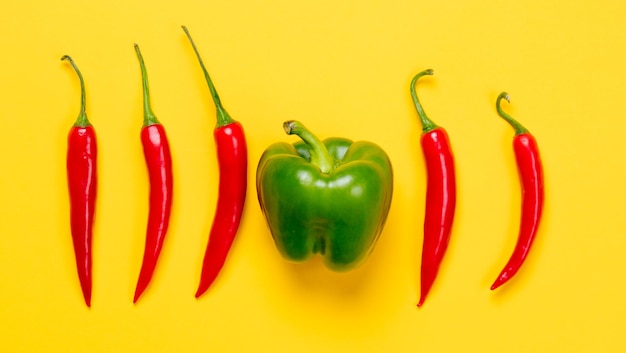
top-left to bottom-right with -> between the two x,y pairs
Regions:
63,55 -> 97,307
182,26 -> 248,298
491,92 -> 544,290
132,44 -> 174,303
410,69 -> 457,307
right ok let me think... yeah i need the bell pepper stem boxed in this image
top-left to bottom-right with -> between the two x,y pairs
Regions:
283,120 -> 334,174
61,55 -> 91,128
410,69 -> 438,133
181,25 -> 234,128
496,92 -> 529,135
134,43 -> 160,127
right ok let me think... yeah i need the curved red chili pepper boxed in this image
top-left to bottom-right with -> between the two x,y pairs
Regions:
410,69 -> 457,307
491,92 -> 544,290
63,55 -> 97,307
182,26 -> 248,299
133,44 -> 174,303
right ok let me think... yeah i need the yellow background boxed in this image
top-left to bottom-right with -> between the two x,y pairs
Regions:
1,0 -> 624,352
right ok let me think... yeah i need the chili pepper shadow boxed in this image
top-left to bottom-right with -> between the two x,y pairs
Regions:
56,76 -> 80,298
483,169 -> 521,298
406,119 -> 427,302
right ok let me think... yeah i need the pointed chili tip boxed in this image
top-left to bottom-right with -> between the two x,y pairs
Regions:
417,291 -> 428,307
195,287 -> 206,299
196,275 -> 218,298
81,288 -> 92,307
490,279 -> 504,291
133,285 -> 146,304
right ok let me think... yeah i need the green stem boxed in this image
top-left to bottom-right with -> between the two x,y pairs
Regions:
410,69 -> 438,133
496,92 -> 528,135
283,120 -> 334,174
181,25 -> 234,128
134,43 -> 160,127
61,55 -> 91,127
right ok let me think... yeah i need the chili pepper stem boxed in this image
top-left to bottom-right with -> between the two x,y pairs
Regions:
496,92 -> 529,135
410,69 -> 438,133
61,55 -> 91,128
181,25 -> 234,128
134,44 -> 160,127
283,120 -> 334,174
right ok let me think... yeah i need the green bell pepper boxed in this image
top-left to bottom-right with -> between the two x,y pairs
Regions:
256,120 -> 393,271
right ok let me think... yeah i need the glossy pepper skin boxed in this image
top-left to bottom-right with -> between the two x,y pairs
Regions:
410,69 -> 457,307
133,44 -> 174,303
256,120 -> 393,271
182,26 -> 248,298
491,92 -> 544,290
63,55 -> 97,307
